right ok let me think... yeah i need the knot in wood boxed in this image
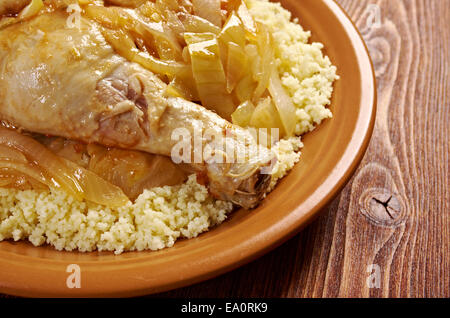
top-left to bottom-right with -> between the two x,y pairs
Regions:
359,188 -> 405,227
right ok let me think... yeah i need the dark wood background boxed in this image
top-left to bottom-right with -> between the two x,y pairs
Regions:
151,0 -> 449,298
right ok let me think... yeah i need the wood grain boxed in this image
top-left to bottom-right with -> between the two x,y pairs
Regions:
152,0 -> 449,298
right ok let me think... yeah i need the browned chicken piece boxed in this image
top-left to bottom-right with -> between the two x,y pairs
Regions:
0,11 -> 275,208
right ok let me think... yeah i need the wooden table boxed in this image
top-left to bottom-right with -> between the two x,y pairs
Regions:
152,0 -> 449,298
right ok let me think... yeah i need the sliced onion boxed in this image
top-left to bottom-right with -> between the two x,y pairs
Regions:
39,137 -> 89,168
0,17 -> 17,30
186,33 -> 236,120
178,12 -> 221,35
235,73 -> 257,103
0,160 -> 50,189
249,97 -> 284,135
0,167 -> 48,191
268,72 -> 297,136
87,144 -> 187,200
134,51 -> 191,77
0,127 -> 129,207
130,14 -> 183,60
236,0 -> 257,35
137,1 -> 159,19
18,0 -> 43,21
184,31 -> 216,45
165,11 -> 186,44
252,22 -> 275,101
85,5 -> 183,61
63,158 -> 131,206
102,29 -> 190,78
223,0 -> 243,13
192,0 -> 222,27
0,0 -> 43,29
231,100 -> 255,127
218,11 -> 246,69
166,76 -> 200,101
38,135 -> 188,201
0,144 -> 28,163
226,42 -> 247,93
154,0 -> 179,12
218,12 -> 246,48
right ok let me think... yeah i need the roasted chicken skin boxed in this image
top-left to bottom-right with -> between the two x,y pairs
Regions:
0,11 -> 275,208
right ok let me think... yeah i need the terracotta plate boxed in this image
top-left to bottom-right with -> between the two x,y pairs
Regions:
0,0 -> 376,297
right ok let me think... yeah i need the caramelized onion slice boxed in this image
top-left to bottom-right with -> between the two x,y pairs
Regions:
85,5 -> 183,61
219,12 -> 246,48
235,73 -> 257,103
87,144 -> 188,200
231,100 -> 255,127
18,0 -> 43,21
249,97 -> 285,135
226,42 -> 248,93
0,0 -> 43,29
166,76 -> 200,101
0,167 -> 47,191
218,11 -> 246,69
236,0 -> 257,35
192,0 -> 222,27
268,72 -> 297,137
185,33 -> 236,120
0,160 -> 50,189
102,29 -> 190,78
0,144 -> 28,163
63,158 -> 131,207
178,12 -> 221,35
252,22 -> 275,102
0,127 -> 129,207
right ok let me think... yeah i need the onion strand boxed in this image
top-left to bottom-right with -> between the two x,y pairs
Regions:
0,127 -> 129,207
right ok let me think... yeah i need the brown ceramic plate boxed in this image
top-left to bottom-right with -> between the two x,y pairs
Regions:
0,0 -> 376,297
